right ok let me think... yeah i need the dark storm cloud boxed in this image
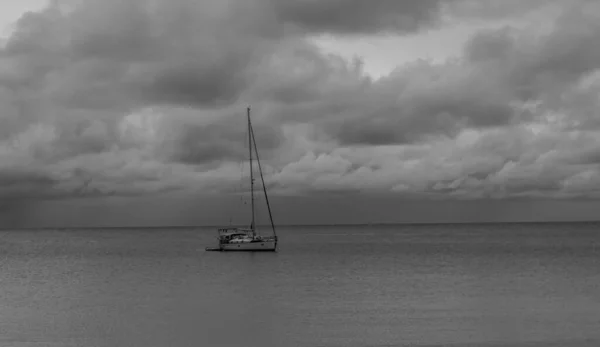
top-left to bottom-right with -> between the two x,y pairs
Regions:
448,0 -> 559,20
158,115 -> 284,165
0,0 -> 476,116
0,169 -> 55,191
329,70 -> 517,146
259,1 -> 600,146
259,48 -> 519,146
0,0 -> 285,200
270,0 -> 446,35
272,124 -> 600,200
0,0 -> 510,163
464,27 -> 516,62
0,0 -> 267,112
467,4 -> 600,101
1,0 -> 600,204
0,168 -> 66,204
0,0 -> 451,193
0,0 -> 451,122
134,61 -> 248,107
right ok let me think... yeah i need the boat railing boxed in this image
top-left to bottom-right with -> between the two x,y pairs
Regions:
218,227 -> 239,232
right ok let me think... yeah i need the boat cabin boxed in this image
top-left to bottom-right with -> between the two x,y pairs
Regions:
217,227 -> 256,243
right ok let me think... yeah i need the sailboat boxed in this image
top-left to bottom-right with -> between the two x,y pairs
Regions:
205,107 -> 278,252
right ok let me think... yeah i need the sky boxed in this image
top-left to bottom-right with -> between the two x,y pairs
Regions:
2,0 -> 600,228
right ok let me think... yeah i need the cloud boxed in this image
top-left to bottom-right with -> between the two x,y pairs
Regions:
272,124 -> 600,200
269,1 -> 600,147
1,0 -> 600,205
3,0 -> 274,110
0,0 -> 285,198
446,0 -> 560,20
270,0 -> 447,35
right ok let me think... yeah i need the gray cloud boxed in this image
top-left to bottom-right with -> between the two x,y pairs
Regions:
1,0 -> 450,120
447,0 -> 560,20
272,125 -> 600,200
1,0 -> 600,204
0,168 -> 57,197
0,0 -> 286,185
270,0 -> 446,35
257,1 -> 600,146
256,47 -> 520,146
155,113 -> 285,165
3,0 -> 269,111
491,6 -> 600,100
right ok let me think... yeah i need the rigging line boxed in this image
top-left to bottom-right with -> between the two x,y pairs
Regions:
230,127 -> 248,227
231,131 -> 246,226
247,107 -> 255,231
249,117 -> 277,238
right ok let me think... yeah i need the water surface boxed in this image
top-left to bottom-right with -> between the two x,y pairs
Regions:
1,222 -> 599,346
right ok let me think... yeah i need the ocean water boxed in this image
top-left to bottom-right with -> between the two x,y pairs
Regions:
0,222 -> 599,347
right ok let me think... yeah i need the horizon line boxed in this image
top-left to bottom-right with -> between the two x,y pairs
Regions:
2,219 -> 600,231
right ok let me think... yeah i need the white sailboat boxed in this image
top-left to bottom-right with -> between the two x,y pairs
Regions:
206,107 -> 278,252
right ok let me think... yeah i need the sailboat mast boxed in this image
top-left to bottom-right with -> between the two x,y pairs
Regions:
250,119 -> 277,239
247,107 -> 255,231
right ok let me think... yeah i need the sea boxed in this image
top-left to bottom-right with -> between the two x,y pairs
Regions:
1,222 -> 599,347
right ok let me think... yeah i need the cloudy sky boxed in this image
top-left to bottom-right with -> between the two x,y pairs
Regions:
1,0 -> 600,228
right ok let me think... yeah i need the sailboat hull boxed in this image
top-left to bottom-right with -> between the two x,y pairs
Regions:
219,240 -> 277,252
206,107 -> 279,253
